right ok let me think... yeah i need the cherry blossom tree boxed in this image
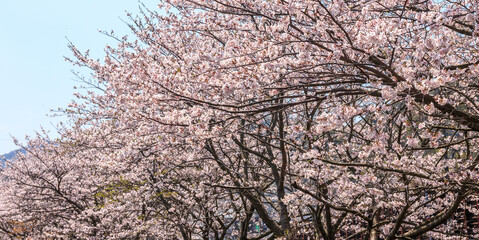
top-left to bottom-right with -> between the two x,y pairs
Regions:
2,0 -> 479,239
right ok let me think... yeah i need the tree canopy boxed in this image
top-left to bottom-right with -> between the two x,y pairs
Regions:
2,0 -> 479,239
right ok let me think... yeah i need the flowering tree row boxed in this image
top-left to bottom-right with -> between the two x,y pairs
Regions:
1,0 -> 479,239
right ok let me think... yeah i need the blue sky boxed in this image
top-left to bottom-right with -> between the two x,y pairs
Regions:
0,0 -> 158,154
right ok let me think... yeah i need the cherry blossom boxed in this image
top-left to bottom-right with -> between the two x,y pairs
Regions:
2,0 -> 479,239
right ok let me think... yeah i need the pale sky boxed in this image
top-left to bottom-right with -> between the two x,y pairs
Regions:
0,0 -> 159,154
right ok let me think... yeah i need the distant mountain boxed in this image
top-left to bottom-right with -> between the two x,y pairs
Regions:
1,149 -> 24,167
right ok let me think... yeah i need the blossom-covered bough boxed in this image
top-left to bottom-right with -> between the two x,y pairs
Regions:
1,0 -> 479,239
